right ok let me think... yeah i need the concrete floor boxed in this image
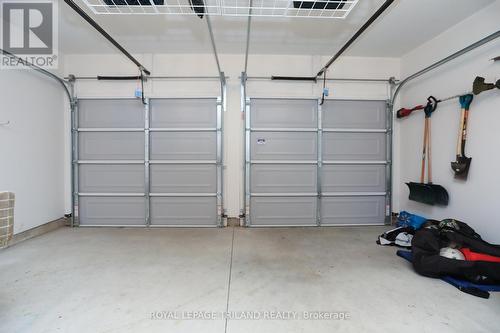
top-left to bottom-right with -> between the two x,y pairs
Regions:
0,227 -> 498,333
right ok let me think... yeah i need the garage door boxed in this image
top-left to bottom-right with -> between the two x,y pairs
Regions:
244,98 -> 390,226
72,98 -> 223,227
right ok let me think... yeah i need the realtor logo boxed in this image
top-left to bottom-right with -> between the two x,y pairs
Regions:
1,1 -> 58,68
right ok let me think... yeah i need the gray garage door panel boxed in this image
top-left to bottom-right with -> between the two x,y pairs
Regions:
150,99 -> 217,128
245,97 -> 390,227
150,164 -> 216,193
150,132 -> 216,160
321,196 -> 385,225
78,99 -> 145,128
322,100 -> 386,129
251,164 -> 317,193
322,165 -> 386,193
150,197 -> 217,225
251,99 -> 317,128
79,197 -> 146,226
251,132 -> 317,161
250,197 -> 317,226
79,165 -> 145,193
75,97 -> 221,227
79,132 -> 144,160
323,132 -> 386,161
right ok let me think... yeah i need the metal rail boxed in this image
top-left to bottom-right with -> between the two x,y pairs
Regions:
240,3 -> 252,223
247,76 -> 393,83
1,49 -> 72,101
205,14 -> 226,96
244,98 -> 251,225
63,0 -> 151,75
216,97 -> 224,226
316,99 -> 323,226
386,31 -> 499,222
65,75 -> 227,81
391,30 -> 500,105
244,0 -> 253,75
266,0 -> 394,82
316,0 -> 394,77
240,0 -> 253,116
1,49 -> 78,224
204,14 -> 226,224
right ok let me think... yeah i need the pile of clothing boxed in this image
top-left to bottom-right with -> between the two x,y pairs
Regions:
378,212 -> 500,285
412,219 -> 500,284
376,211 -> 426,248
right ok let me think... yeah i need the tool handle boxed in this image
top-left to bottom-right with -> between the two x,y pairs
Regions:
397,105 -> 424,118
456,108 -> 466,156
421,117 -> 428,183
461,109 -> 470,156
427,117 -> 432,184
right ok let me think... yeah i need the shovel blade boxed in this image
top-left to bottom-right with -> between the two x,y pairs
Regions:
406,182 -> 449,206
429,184 -> 449,206
451,157 -> 472,180
406,182 -> 438,205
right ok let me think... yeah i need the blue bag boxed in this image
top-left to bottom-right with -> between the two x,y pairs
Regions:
396,211 -> 427,230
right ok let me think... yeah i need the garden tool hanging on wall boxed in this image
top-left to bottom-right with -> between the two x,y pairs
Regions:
407,96 -> 449,206
473,76 -> 500,95
451,94 -> 474,179
396,104 -> 425,118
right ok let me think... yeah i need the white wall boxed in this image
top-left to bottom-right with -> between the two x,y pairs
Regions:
64,54 -> 400,217
0,69 -> 67,234
396,1 -> 500,242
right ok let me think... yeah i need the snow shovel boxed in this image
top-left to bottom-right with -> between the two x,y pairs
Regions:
451,94 -> 474,179
407,97 -> 449,206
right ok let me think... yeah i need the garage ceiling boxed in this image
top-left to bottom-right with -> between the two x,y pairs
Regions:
60,0 -> 494,56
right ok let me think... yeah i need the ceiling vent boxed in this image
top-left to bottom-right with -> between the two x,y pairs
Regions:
84,0 -> 359,18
